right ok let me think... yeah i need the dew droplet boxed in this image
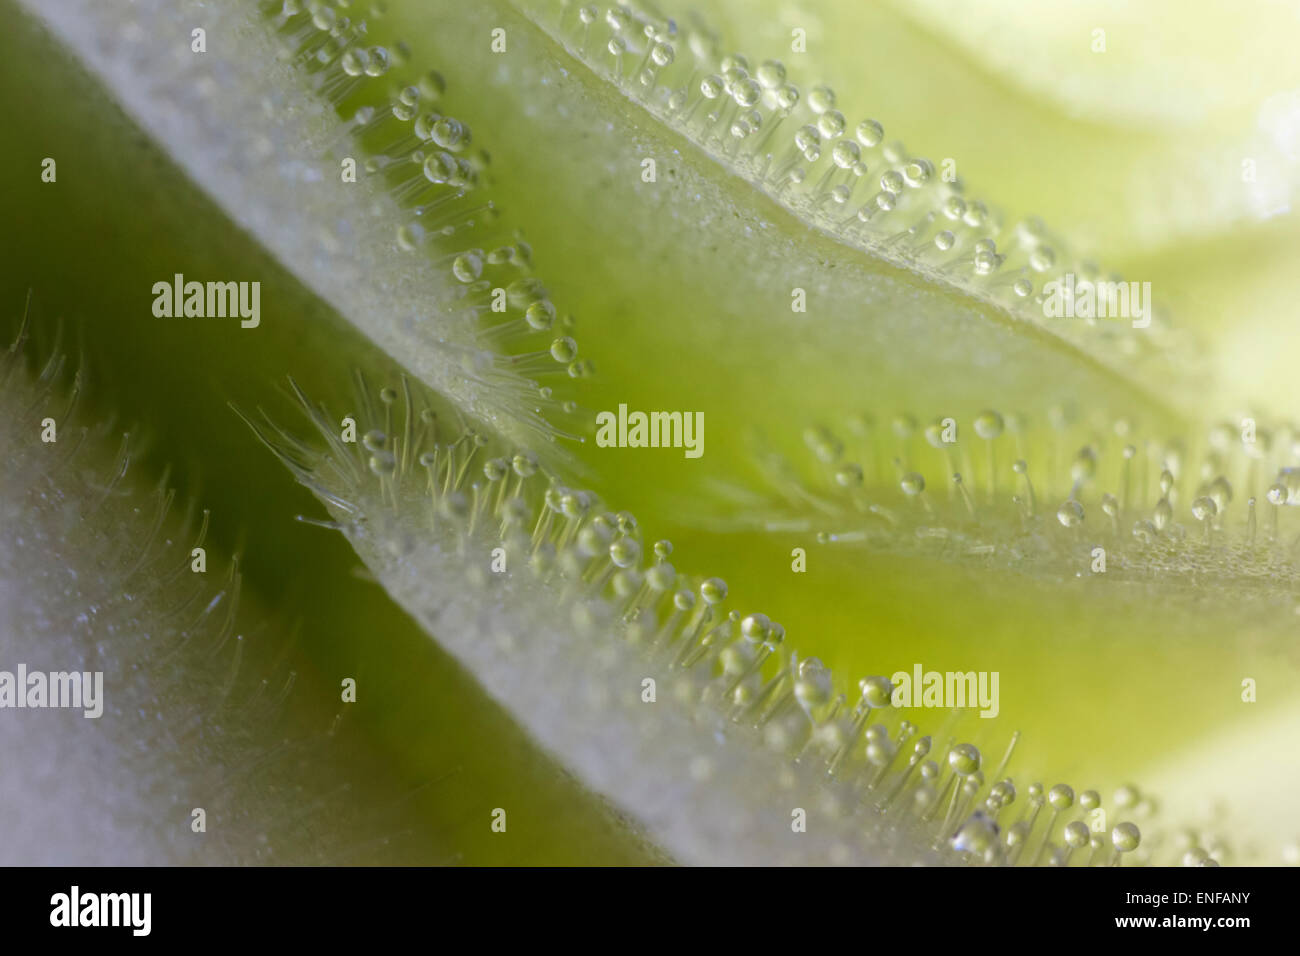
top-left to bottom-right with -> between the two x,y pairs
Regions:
807,85 -> 836,114
1056,499 -> 1084,527
700,74 -> 724,99
1048,784 -> 1075,810
816,109 -> 845,139
430,117 -> 466,150
949,743 -> 981,776
974,410 -> 1004,440
1112,822 -> 1141,853
525,300 -> 556,331
340,48 -> 370,77
1153,498 -> 1173,530
891,414 -> 917,439
855,119 -> 884,148
756,59 -> 786,89
700,577 -> 728,605
609,537 -> 641,569
364,46 -> 391,77
550,336 -> 578,363
650,42 -> 674,67
831,141 -> 860,169
903,159 -> 933,187
834,463 -> 863,488
1064,821 -> 1090,848
1071,447 -> 1098,483
1029,245 -> 1056,272
511,450 -> 538,477
452,252 -> 483,283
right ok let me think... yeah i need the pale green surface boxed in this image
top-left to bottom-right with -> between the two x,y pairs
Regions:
4,0 -> 1298,863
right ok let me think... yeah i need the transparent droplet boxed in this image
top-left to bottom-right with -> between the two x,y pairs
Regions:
974,410 -> 1004,439
807,85 -> 836,114
1056,499 -> 1085,528
855,119 -> 884,147
550,336 -> 578,363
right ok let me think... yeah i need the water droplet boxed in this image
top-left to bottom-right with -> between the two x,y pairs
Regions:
794,657 -> 833,708
511,450 -> 538,477
834,463 -> 863,488
364,46 -> 390,78
948,743 -> 981,776
550,336 -> 578,363
1112,822 -> 1141,853
341,48 -> 370,77
609,537 -> 641,569
1056,500 -> 1084,527
1208,476 -> 1232,512
1071,447 -> 1098,483
452,252 -> 483,283
974,410 -> 1004,439
423,151 -> 457,184
816,109 -> 845,139
733,79 -> 762,108
902,159 -> 933,187
855,119 -> 884,147
807,85 -> 836,114
525,300 -> 556,331
1048,784 -> 1075,810
1064,821 -> 1090,848
430,117 -> 466,150
831,141 -> 860,169
794,125 -> 820,153
699,74 -> 724,99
